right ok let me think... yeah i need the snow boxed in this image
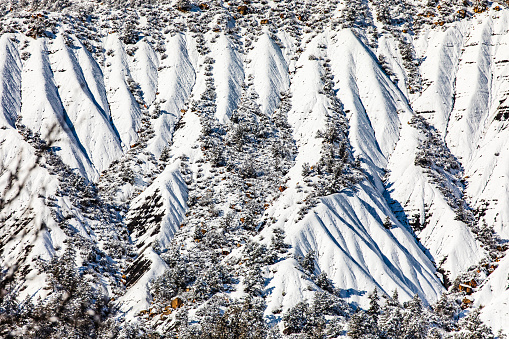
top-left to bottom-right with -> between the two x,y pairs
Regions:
20,37 -> 96,179
0,34 -> 21,128
461,11 -> 509,241
377,34 -> 409,96
48,34 -> 123,177
211,34 -> 244,123
412,24 -> 464,134
130,39 -> 159,107
265,181 -> 445,314
120,164 -> 188,316
263,29 -> 445,315
147,33 -> 195,157
330,29 -> 404,165
445,16 -> 493,164
0,128 -> 67,300
475,254 -> 509,334
249,32 -> 290,117
129,163 -> 188,250
72,38 -> 112,121
385,111 -> 484,279
286,34 -> 328,169
103,33 -> 143,150
408,10 -> 509,333
3,4 -> 509,334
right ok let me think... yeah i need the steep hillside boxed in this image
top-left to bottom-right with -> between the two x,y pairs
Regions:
1,0 -> 509,338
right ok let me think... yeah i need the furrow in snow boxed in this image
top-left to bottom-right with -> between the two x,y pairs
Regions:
212,34 -> 244,123
446,16 -> 493,163
103,33 -> 143,149
329,29 -> 405,172
130,39 -> 159,107
48,34 -> 123,177
385,112 -> 484,280
120,164 -> 188,316
413,25 -> 465,134
249,33 -> 289,117
20,38 -> 95,178
0,34 -> 21,128
264,31 -> 444,315
147,33 -> 195,157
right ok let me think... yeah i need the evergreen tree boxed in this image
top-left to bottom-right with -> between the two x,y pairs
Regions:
312,291 -> 349,317
300,250 -> 315,275
347,309 -> 378,339
433,293 -> 459,331
368,288 -> 381,322
315,272 -> 334,293
456,308 -> 494,339
270,228 -> 289,254
283,301 -> 325,337
192,297 -> 267,339
346,288 -> 382,338
1,246 -> 114,338
379,306 -> 403,339
402,294 -> 429,339
244,266 -> 264,297
379,290 -> 403,339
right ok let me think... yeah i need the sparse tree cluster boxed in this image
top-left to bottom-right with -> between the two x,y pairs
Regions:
345,289 -> 495,339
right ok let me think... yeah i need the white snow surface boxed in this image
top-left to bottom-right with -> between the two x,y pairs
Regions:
3,9 -> 509,333
250,32 -> 290,117
48,34 -> 123,176
103,33 -> 143,150
211,34 -> 244,123
147,33 -> 195,157
263,31 -> 445,316
412,10 -> 509,332
120,164 -> 188,315
0,35 -> 21,128
20,37 -> 96,179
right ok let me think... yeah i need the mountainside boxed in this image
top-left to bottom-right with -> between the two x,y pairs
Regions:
1,0 -> 509,338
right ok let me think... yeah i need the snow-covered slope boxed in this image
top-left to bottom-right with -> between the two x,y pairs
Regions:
48,34 -> 123,175
103,33 -> 143,150
267,31 -> 444,313
20,37 -> 97,179
120,164 -> 188,315
2,1 -> 509,337
0,35 -> 21,128
147,33 -> 195,157
212,34 -> 244,123
412,8 -> 509,333
250,33 -> 290,117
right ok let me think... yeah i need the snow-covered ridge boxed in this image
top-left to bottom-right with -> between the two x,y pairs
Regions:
1,0 -> 509,337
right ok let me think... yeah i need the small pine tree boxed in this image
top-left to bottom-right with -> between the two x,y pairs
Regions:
433,293 -> 459,331
457,308 -> 494,339
120,17 -> 139,45
379,305 -> 403,339
315,272 -> 334,293
244,267 -> 265,296
348,309 -> 378,339
283,301 -> 309,334
300,250 -> 315,274
283,301 -> 325,336
402,294 -> 429,339
379,290 -> 403,339
313,291 -> 349,317
368,288 -> 381,322
270,228 -> 289,254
